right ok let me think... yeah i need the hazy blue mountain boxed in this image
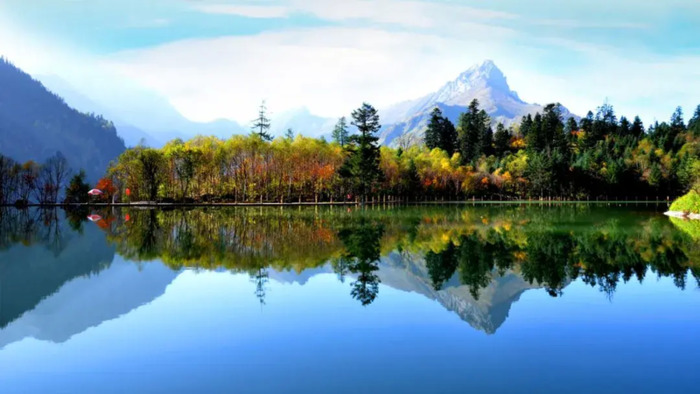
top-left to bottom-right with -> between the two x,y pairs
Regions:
37,75 -> 163,147
0,59 -> 126,180
271,106 -> 336,139
36,74 -> 245,147
379,60 -> 578,146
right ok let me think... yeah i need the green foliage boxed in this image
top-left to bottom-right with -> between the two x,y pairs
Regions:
64,170 -> 91,203
493,123 -> 511,158
670,217 -> 700,241
40,205 -> 696,303
104,100 -> 700,202
457,99 -> 491,164
341,103 -> 383,201
425,107 -> 457,155
332,117 -> 349,147
670,190 -> 700,214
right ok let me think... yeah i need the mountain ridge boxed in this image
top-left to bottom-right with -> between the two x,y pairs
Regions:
0,58 -> 126,181
378,60 -> 578,146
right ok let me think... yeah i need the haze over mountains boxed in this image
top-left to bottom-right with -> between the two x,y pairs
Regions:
0,59 -> 126,181
0,57 -> 577,182
31,59 -> 575,149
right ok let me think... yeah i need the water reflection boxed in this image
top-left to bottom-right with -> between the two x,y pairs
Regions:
337,219 -> 384,306
1,205 -> 699,335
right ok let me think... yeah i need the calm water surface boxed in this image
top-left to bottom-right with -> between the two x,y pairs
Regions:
0,205 -> 699,393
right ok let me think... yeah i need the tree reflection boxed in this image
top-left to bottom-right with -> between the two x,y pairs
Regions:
251,266 -> 269,306
3,205 -> 699,307
337,219 -> 384,306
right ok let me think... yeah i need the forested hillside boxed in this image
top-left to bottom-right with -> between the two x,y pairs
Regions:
0,58 -> 125,181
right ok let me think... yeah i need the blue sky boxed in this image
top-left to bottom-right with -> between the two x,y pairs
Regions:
0,0 -> 698,124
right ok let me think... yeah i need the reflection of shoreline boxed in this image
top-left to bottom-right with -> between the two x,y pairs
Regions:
0,258 -> 178,349
0,215 -> 115,329
0,205 -> 698,344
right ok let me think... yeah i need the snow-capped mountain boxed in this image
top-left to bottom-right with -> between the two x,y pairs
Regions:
379,60 -> 577,146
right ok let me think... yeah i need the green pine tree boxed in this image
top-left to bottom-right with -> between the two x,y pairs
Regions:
332,117 -> 349,147
340,103 -> 383,203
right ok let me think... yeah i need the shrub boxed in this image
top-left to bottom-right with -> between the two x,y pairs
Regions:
670,190 -> 700,214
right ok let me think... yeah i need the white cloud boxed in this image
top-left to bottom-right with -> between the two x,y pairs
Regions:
503,39 -> 700,123
193,4 -> 291,18
3,0 -> 698,131
191,0 -> 516,28
103,26 -> 512,123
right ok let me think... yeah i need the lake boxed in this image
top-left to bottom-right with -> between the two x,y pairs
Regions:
0,204 -> 699,393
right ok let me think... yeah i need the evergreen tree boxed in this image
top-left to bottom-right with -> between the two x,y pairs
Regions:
425,107 -> 442,150
285,128 -> 294,140
619,116 -> 631,137
526,152 -> 552,198
64,170 -> 90,203
332,116 -> 349,147
480,121 -> 494,157
526,113 -> 545,152
631,116 -> 645,138
564,117 -> 579,147
520,114 -> 533,137
341,103 -> 383,202
668,106 -> 686,151
441,116 -> 458,156
251,101 -> 272,141
458,99 -> 491,163
493,123 -> 511,158
580,111 -> 595,147
688,105 -> 700,136
426,107 -> 458,155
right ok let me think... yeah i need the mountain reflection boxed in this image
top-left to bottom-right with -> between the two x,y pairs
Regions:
1,205 -> 699,334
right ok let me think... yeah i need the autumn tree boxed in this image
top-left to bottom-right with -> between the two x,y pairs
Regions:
17,160 -> 39,204
139,148 -> 164,201
95,177 -> 118,202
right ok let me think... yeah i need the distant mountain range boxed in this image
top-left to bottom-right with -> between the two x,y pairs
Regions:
378,60 -> 577,146
0,59 -> 126,181
37,74 -> 246,147
31,60 -> 575,149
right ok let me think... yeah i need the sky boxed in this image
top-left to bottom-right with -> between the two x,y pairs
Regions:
0,0 -> 699,125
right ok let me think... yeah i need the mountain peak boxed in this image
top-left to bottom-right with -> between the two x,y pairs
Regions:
456,59 -> 508,90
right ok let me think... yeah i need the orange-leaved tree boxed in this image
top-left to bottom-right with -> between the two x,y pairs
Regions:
95,178 -> 118,202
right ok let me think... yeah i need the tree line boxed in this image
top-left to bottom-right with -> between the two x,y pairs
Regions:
3,100 -> 699,205
103,100 -> 699,203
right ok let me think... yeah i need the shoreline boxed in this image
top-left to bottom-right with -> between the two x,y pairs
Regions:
0,200 -> 672,208
664,211 -> 700,220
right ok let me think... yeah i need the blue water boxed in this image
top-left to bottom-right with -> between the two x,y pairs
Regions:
0,206 -> 698,393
